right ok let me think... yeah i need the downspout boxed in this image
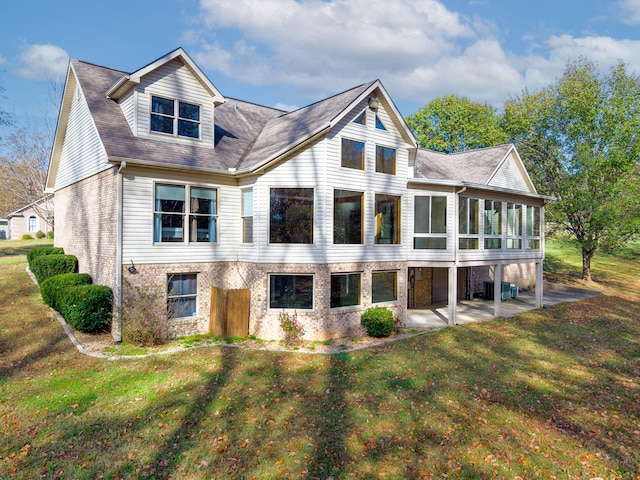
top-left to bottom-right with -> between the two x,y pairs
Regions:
114,161 -> 126,343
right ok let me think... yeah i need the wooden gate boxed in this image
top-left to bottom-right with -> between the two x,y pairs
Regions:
209,287 -> 250,338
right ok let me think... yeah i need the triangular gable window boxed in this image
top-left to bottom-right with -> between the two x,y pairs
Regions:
353,110 -> 366,125
375,114 -> 387,131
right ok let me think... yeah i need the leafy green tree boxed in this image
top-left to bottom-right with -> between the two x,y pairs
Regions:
503,59 -> 640,281
406,94 -> 508,153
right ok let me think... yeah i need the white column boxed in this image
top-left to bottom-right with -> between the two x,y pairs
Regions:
494,263 -> 503,317
535,261 -> 544,308
448,266 -> 457,326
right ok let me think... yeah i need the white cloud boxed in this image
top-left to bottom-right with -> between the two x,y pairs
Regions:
618,0 -> 640,24
16,44 -> 69,81
189,0 -> 640,109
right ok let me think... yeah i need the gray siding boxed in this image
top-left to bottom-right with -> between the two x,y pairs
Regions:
489,151 -> 530,191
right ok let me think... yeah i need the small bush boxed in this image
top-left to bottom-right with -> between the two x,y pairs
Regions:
31,254 -> 77,284
58,284 -> 113,333
40,273 -> 92,310
27,246 -> 64,269
279,311 -> 305,346
121,281 -> 169,346
35,230 -> 46,239
22,234 -> 34,240
47,231 -> 54,239
360,306 -> 394,338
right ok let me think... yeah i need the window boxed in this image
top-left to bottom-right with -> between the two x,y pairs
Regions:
334,189 -> 363,244
341,138 -> 365,170
375,194 -> 401,244
270,188 -> 314,244
27,216 -> 37,232
375,145 -> 396,174
353,110 -> 366,125
483,199 -> 502,249
459,197 -> 479,249
526,205 -> 541,249
413,195 -> 447,249
331,273 -> 361,308
507,203 -> 523,249
375,114 -> 386,130
372,271 -> 397,303
167,273 -> 197,318
241,189 -> 253,244
154,184 -> 217,243
269,274 -> 313,310
151,95 -> 200,139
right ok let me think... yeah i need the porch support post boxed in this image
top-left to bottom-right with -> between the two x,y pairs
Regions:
535,261 -> 544,308
494,263 -> 503,318
447,265 -> 457,326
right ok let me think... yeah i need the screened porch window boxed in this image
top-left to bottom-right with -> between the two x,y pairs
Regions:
483,199 -> 502,249
413,195 -> 447,249
334,189 -> 363,244
269,274 -> 313,310
507,203 -> 523,249
269,188 -> 314,244
331,273 -> 361,308
459,197 -> 479,249
526,205 -> 541,249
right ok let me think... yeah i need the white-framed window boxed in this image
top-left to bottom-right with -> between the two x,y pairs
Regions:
526,205 -> 541,249
375,194 -> 401,244
459,197 -> 479,249
269,188 -> 314,244
150,95 -> 200,139
483,199 -> 502,249
269,274 -> 314,310
153,183 -> 217,243
506,203 -> 523,249
27,215 -> 38,233
413,195 -> 447,249
372,271 -> 397,303
331,273 -> 361,308
334,189 -> 363,244
241,188 -> 253,244
167,273 -> 197,318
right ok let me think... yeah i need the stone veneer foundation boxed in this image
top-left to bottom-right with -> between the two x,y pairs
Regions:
121,261 -> 407,341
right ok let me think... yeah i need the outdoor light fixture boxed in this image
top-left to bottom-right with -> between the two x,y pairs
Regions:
128,260 -> 138,274
368,97 -> 380,109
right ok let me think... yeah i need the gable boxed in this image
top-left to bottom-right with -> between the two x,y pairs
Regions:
487,149 -> 536,194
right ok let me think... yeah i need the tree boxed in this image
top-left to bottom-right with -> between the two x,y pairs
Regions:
503,59 -> 640,281
406,94 -> 508,153
0,72 -> 14,131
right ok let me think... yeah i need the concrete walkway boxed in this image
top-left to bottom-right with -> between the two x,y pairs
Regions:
407,282 -> 601,328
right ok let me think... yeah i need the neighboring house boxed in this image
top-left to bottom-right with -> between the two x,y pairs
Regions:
6,196 -> 54,240
46,48 -> 551,342
0,219 -> 8,240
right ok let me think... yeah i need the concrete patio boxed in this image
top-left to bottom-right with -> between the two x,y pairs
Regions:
406,282 -> 601,329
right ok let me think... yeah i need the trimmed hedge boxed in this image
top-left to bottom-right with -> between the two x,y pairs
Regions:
40,273 -> 92,311
30,254 -> 77,284
360,306 -> 394,338
27,246 -> 64,269
58,284 -> 113,333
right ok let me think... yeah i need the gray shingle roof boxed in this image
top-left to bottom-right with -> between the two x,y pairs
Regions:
414,144 -> 513,185
72,59 -> 376,174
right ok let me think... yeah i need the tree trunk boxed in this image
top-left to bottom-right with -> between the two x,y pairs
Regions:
582,247 -> 596,282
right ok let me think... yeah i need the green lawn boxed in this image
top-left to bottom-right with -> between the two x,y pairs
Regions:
0,239 -> 638,479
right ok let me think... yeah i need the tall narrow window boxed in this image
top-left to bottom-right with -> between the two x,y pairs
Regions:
375,145 -> 396,174
413,195 -> 447,249
270,188 -> 314,244
483,200 -> 502,249
459,197 -> 479,249
27,216 -> 37,233
526,205 -> 541,249
154,184 -> 185,242
241,189 -> 253,244
189,187 -> 217,243
372,271 -> 397,303
269,274 -> 313,309
375,194 -> 401,244
167,273 -> 197,318
334,189 -> 363,244
507,203 -> 523,249
331,273 -> 361,308
341,138 -> 365,170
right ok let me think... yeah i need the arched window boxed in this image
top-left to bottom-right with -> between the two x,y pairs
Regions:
28,216 -> 37,232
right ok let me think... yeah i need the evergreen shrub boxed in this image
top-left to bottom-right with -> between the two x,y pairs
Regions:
40,273 -> 92,310
31,254 -> 77,284
27,246 -> 64,269
360,306 -> 394,338
58,284 -> 113,333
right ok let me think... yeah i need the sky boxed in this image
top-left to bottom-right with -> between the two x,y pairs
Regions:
2,0 -> 640,140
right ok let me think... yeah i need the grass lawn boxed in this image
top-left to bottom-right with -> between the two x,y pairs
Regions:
0,239 -> 638,479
